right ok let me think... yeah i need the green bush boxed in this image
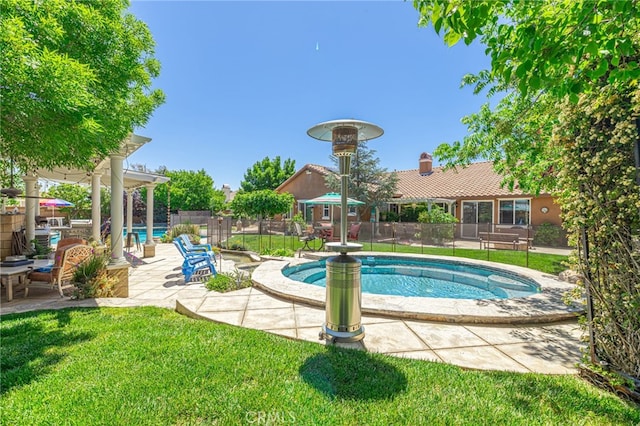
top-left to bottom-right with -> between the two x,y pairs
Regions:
221,242 -> 246,251
416,206 -> 458,244
72,253 -> 116,299
27,238 -> 53,259
165,223 -> 201,244
205,268 -> 252,292
260,247 -> 295,257
533,223 -> 561,246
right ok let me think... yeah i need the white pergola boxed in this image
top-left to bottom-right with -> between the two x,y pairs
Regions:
24,134 -> 169,264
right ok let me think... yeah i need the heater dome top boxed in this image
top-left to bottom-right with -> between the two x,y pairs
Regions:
307,119 -> 383,142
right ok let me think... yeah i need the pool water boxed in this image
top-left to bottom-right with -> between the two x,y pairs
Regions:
123,228 -> 168,244
283,256 -> 540,300
51,228 -> 167,245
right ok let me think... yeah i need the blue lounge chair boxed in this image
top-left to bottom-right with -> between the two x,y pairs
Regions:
173,240 -> 217,282
178,234 -> 213,252
174,237 -> 217,263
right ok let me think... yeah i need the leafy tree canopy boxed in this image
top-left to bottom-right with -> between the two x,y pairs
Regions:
42,183 -> 111,219
414,0 -> 640,380
414,0 -> 639,100
413,0 -> 640,194
42,183 -> 91,219
0,0 -> 164,173
325,142 -> 399,217
148,169 -> 220,213
240,156 -> 296,192
230,190 -> 294,219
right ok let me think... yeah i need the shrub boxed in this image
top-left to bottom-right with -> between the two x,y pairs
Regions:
417,206 -> 458,244
533,222 -> 562,246
205,268 -> 252,292
166,223 -> 201,244
27,238 -> 53,259
72,253 -> 117,299
260,247 -> 295,257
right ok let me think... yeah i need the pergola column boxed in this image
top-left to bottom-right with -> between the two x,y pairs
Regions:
109,154 -> 127,265
91,171 -> 102,243
143,183 -> 156,258
126,190 -> 133,236
23,175 -> 38,249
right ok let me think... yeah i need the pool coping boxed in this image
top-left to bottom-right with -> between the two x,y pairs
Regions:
251,252 -> 584,325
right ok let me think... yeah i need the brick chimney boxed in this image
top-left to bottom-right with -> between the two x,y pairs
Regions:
419,152 -> 433,175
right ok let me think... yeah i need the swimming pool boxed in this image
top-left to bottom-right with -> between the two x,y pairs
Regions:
124,228 -> 168,244
252,252 -> 582,324
283,256 -> 539,300
51,227 -> 167,245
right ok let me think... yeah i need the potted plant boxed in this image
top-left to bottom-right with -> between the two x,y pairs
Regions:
27,238 -> 53,259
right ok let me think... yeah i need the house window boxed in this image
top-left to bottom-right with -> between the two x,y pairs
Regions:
348,206 -> 356,216
322,204 -> 330,220
499,199 -> 530,225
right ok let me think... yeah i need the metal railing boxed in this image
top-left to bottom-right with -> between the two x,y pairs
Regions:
205,218 -> 570,254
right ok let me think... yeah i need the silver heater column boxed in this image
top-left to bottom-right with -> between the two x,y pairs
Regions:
307,120 -> 383,343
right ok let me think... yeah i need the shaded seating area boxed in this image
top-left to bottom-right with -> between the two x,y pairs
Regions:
172,240 -> 216,282
26,243 -> 93,297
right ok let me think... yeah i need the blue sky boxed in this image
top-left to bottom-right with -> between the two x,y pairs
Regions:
127,1 -> 492,190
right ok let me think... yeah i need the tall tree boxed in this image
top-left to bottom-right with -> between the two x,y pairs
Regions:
325,142 -> 399,219
414,0 -> 640,380
240,156 -> 296,192
0,0 -> 164,173
145,169 -> 219,213
42,183 -> 91,219
230,190 -> 294,220
413,0 -> 639,193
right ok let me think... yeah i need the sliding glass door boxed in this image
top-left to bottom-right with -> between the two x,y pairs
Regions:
461,201 -> 493,238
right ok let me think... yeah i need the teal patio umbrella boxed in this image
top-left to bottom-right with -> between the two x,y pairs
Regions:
304,192 -> 364,224
304,192 -> 364,206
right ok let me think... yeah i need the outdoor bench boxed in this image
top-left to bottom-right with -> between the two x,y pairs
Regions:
478,232 -> 527,251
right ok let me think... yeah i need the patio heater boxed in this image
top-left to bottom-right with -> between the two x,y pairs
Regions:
307,119 -> 384,343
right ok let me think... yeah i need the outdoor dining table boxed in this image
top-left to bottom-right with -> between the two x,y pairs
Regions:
1,259 -> 49,301
313,225 -> 334,251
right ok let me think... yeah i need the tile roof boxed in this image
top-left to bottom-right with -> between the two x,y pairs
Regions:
306,164 -> 336,176
393,161 -> 529,201
275,164 -> 336,192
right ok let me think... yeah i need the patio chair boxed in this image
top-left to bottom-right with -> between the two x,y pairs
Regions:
178,234 -> 214,253
347,223 -> 361,242
57,237 -> 87,249
173,241 -> 217,282
26,243 -> 93,297
294,222 -> 316,251
174,237 -> 217,263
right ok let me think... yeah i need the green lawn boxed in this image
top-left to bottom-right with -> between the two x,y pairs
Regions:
225,235 -> 568,275
2,307 -> 637,425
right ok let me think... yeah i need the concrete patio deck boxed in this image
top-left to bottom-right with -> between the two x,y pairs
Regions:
0,243 -> 584,375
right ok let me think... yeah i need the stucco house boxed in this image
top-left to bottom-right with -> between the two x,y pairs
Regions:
276,152 -> 563,241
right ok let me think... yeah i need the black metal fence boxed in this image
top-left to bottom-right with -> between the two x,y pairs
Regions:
205,219 -> 570,253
